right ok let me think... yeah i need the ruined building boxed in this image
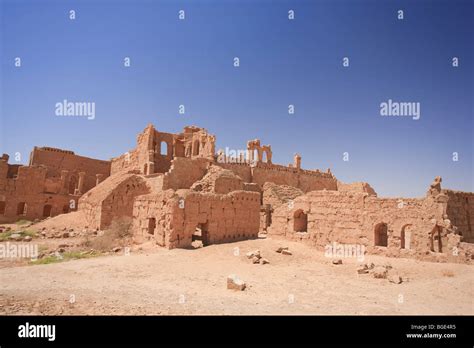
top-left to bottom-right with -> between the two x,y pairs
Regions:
0,147 -> 110,223
1,124 -> 473,262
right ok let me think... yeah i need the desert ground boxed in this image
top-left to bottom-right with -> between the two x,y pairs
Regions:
0,222 -> 472,315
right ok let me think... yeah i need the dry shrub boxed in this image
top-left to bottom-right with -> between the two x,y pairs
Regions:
89,217 -> 133,252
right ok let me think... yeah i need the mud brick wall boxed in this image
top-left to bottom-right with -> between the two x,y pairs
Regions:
268,191 -> 447,260
444,190 -> 474,243
167,190 -> 260,248
29,147 -> 111,193
163,157 -> 210,190
79,174 -> 151,230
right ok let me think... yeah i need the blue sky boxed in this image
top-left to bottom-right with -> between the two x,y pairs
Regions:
0,0 -> 472,197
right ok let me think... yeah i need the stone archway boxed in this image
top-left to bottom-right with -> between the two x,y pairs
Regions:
293,210 -> 308,232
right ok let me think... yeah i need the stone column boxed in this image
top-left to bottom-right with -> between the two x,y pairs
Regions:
60,170 -> 69,192
77,171 -> 86,195
294,154 -> 301,170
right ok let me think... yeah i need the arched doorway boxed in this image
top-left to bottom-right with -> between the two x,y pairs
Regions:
293,210 -> 308,232
400,224 -> 412,249
43,204 -> 52,217
374,223 -> 388,247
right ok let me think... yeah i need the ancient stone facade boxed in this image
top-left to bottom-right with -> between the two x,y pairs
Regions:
0,147 -> 110,223
3,123 -> 473,263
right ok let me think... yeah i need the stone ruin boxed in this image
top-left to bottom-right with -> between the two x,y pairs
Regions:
1,124 -> 473,262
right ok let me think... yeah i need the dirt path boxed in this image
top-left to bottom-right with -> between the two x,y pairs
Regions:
0,238 -> 472,315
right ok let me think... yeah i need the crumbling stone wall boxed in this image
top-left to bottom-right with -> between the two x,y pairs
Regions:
0,148 -> 109,223
29,146 -> 110,194
162,157 -> 210,190
267,190 -> 462,262
133,190 -> 260,249
443,190 -> 474,243
79,173 -> 151,229
337,181 -> 377,196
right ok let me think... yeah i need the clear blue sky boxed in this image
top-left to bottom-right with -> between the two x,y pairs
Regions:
0,0 -> 472,197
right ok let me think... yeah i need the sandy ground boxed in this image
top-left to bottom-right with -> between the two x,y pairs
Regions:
0,237 -> 472,315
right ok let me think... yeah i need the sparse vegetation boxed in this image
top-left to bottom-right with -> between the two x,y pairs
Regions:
0,229 -> 37,242
87,217 -> 132,252
15,219 -> 32,226
29,250 -> 102,265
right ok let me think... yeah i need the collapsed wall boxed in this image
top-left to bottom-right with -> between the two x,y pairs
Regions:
443,189 -> 474,243
268,190 -> 470,263
0,147 -> 110,223
79,173 -> 151,230
133,189 -> 260,249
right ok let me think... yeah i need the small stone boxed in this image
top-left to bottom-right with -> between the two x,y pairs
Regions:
227,274 -> 246,291
332,259 -> 343,265
373,266 -> 388,279
388,273 -> 403,284
251,256 -> 260,264
23,236 -> 32,242
62,232 -> 70,238
281,249 -> 292,256
112,247 -> 122,253
261,258 -> 269,264
276,247 -> 289,253
246,250 -> 261,259
57,248 -> 66,253
9,233 -> 22,241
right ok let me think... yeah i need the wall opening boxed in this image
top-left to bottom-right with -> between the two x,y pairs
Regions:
430,226 -> 443,253
293,209 -> 308,232
374,223 -> 388,247
400,224 -> 412,249
0,201 -> 5,215
160,141 -> 168,156
262,151 -> 268,163
148,218 -> 156,235
192,222 -> 209,248
17,202 -> 27,216
193,140 -> 200,156
43,204 -> 52,217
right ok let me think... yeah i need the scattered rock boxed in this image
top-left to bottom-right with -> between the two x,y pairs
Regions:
251,256 -> 260,264
373,266 -> 388,279
23,236 -> 32,242
388,273 -> 403,284
281,249 -> 292,256
260,258 -> 270,264
227,274 -> 246,291
276,247 -> 289,253
62,232 -> 70,238
246,250 -> 261,259
357,263 -> 375,274
332,259 -> 343,265
112,247 -> 122,253
57,248 -> 66,253
9,233 -> 22,241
